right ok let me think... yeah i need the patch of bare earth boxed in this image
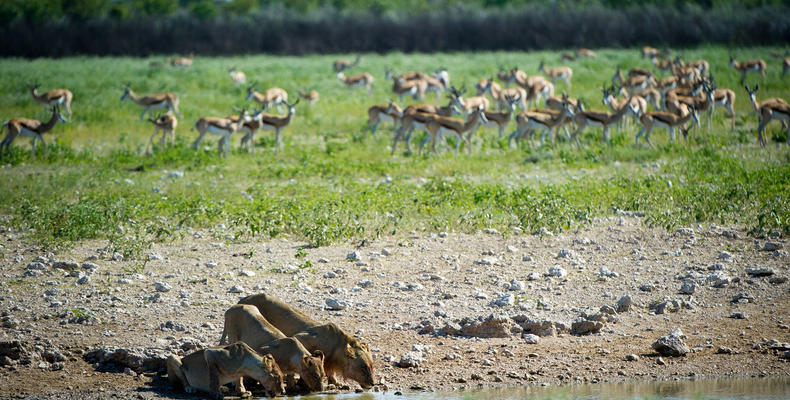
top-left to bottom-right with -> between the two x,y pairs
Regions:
1,217 -> 789,399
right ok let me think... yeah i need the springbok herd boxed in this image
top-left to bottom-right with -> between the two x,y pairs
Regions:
2,48 -> 790,158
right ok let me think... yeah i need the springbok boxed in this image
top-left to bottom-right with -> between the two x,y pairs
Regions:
192,109 -> 248,157
241,100 -> 299,153
145,112 -> 177,155
538,61 -> 572,89
1,106 -> 67,157
246,84 -> 289,112
730,56 -> 766,84
121,85 -> 180,120
29,84 -> 73,120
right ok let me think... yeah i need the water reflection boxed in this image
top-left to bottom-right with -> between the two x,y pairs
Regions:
272,377 -> 790,400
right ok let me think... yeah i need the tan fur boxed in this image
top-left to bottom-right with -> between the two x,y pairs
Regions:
366,100 -> 403,138
191,110 -> 246,158
1,107 -> 67,157
171,54 -> 193,67
338,72 -> 374,94
391,101 -> 456,154
298,90 -> 319,105
238,293 -> 375,388
246,85 -> 289,111
228,68 -> 246,85
538,61 -> 573,89
220,304 -> 325,392
166,342 -> 284,399
758,103 -> 790,147
145,112 -> 177,155
333,55 -> 361,73
121,86 -> 180,120
29,85 -> 73,120
576,48 -> 597,58
422,106 -> 488,154
730,57 -> 767,83
239,100 -> 298,152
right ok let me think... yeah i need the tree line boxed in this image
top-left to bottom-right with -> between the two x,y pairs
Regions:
1,2 -> 788,57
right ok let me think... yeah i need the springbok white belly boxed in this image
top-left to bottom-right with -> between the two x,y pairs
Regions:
206,125 -> 233,136
19,127 -> 39,137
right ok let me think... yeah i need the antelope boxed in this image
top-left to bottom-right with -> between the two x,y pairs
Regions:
298,90 -> 319,106
228,67 -> 246,85
708,76 -> 737,130
171,53 -> 193,67
745,84 -> 788,135
477,78 -> 527,111
29,84 -> 73,120
434,68 -> 451,88
507,70 -> 553,106
576,48 -> 597,58
497,66 -> 515,86
560,53 -> 575,62
121,85 -> 180,120
145,112 -> 177,155
390,75 -> 427,102
612,66 -> 652,93
688,59 -> 710,76
333,55 -> 361,73
365,99 -> 403,138
602,84 -> 647,129
508,96 -> 575,147
422,105 -> 488,155
653,57 -> 675,74
783,58 -> 789,78
633,104 -> 699,147
481,96 -> 519,137
642,46 -> 660,59
449,86 -> 490,115
757,102 -> 790,147
246,84 -> 289,112
538,61 -> 573,89
391,100 -> 457,154
730,56 -> 766,84
337,72 -> 374,94
241,100 -> 298,152
570,93 -> 635,145
192,109 -> 248,158
1,106 -> 67,157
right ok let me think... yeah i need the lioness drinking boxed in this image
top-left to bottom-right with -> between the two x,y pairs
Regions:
220,304 -> 326,392
166,341 -> 285,399
238,293 -> 375,388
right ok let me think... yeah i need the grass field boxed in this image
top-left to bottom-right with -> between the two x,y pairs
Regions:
1,47 -> 789,258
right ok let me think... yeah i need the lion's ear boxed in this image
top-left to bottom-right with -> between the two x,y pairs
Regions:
345,343 -> 355,358
313,350 -> 325,361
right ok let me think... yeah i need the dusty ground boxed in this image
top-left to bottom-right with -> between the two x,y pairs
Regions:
1,216 -> 789,399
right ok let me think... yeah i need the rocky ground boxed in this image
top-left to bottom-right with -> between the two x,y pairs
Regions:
1,216 -> 789,399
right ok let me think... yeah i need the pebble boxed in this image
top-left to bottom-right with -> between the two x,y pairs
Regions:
474,257 -> 498,266
656,357 -> 666,365
318,257 -> 330,263
730,312 -> 748,320
153,282 -> 171,292
706,271 -> 731,288
323,271 -> 338,278
325,298 -> 347,311
357,279 -> 373,288
346,251 -> 362,261
615,295 -> 633,313
227,285 -> 244,293
653,331 -> 689,357
77,276 -> 90,285
507,245 -> 518,253
148,253 -> 163,261
599,266 -> 618,278
238,270 -> 255,277
557,249 -> 574,259
523,334 -> 540,344
763,242 -> 783,251
205,262 -> 218,268
547,266 -> 567,278
745,267 -> 774,277
679,280 -> 697,295
717,346 -> 734,354
491,294 -> 515,307
625,354 -> 639,361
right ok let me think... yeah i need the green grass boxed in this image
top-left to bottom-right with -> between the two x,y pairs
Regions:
1,47 -> 789,257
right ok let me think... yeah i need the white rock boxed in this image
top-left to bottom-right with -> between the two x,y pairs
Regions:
557,249 -> 574,259
381,248 -> 392,256
318,257 -> 330,263
154,282 -> 172,292
547,266 -> 567,278
205,262 -> 218,268
357,279 -> 373,288
77,276 -> 90,285
679,280 -> 697,294
527,272 -> 541,281
507,245 -> 518,253
346,251 -> 362,262
168,171 -> 184,179
523,334 -> 540,344
323,271 -> 338,278
238,270 -> 256,277
474,257 -> 498,266
509,279 -> 525,292
491,293 -> 515,307
600,266 -> 619,278
148,253 -> 163,261
228,285 -> 244,294
325,298 -> 347,311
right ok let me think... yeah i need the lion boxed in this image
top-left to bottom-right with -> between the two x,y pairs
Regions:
166,342 -> 285,399
219,304 -> 326,392
238,293 -> 375,388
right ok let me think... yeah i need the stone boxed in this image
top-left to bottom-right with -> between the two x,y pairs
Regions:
168,171 -> 184,179
769,276 -> 788,285
147,253 -> 163,261
599,266 -> 619,278
27,262 -> 47,271
238,270 -> 255,277
523,334 -> 540,344
458,315 -> 513,338
679,280 -> 696,295
526,272 -> 540,281
570,320 -> 603,335
656,357 -> 666,365
83,347 -> 171,373
441,322 -> 462,336
717,346 -> 733,354
730,312 -> 748,320
625,354 -> 639,361
639,284 -> 655,292
652,334 -> 689,357
77,276 -> 90,285
357,279 -> 373,288
52,260 -> 80,270
509,279 -> 525,291
346,251 -> 362,262
325,298 -> 347,311
557,249 -> 574,259
397,352 -> 424,368
706,271 -> 731,288
546,266 -> 567,278
474,257 -> 498,266
490,294 -> 515,307
227,285 -> 244,294
615,295 -> 633,313
763,242 -> 783,251
153,282 -> 171,292
745,267 -> 774,277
